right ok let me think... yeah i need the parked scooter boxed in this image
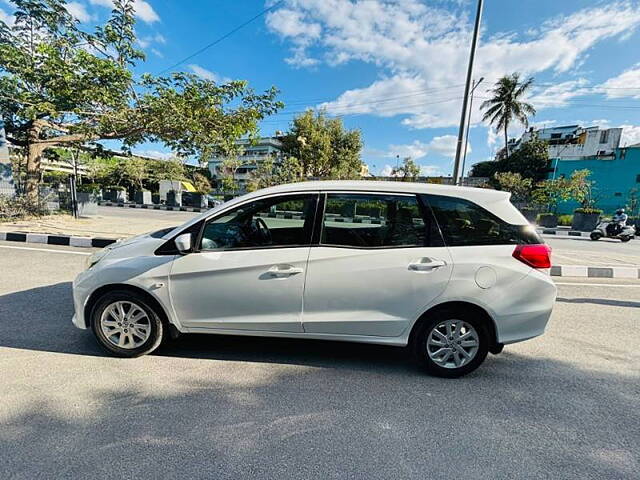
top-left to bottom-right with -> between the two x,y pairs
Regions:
590,221 -> 636,242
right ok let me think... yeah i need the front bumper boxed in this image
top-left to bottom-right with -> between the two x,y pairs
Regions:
71,270 -> 92,329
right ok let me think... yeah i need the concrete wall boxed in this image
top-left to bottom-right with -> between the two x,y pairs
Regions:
551,146 -> 640,215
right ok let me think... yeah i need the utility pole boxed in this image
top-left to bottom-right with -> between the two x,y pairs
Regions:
453,0 -> 484,185
460,77 -> 484,186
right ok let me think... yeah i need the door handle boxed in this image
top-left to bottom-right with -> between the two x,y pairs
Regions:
267,264 -> 304,277
408,258 -> 447,272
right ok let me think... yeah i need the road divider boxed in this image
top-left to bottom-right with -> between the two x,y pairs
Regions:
550,265 -> 639,279
99,201 -> 205,212
0,231 -> 117,248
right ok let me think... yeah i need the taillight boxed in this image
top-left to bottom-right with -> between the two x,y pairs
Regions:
512,244 -> 552,269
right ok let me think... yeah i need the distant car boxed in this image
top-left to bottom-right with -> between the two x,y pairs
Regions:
72,181 -> 556,377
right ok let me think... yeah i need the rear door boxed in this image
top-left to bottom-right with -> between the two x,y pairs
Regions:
302,192 -> 453,337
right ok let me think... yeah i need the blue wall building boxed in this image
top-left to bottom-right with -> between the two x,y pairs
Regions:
551,145 -> 640,215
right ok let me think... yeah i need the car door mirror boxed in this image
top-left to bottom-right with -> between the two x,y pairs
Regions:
175,233 -> 192,254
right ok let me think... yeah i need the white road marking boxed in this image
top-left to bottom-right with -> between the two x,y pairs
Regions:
555,282 -> 640,288
0,245 -> 91,255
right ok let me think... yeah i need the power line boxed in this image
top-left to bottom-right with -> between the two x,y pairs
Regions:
157,1 -> 285,75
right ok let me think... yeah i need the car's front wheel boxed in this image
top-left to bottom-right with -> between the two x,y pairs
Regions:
90,290 -> 164,357
412,308 -> 489,378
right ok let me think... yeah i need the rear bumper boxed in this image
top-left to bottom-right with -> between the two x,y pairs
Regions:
495,270 -> 556,345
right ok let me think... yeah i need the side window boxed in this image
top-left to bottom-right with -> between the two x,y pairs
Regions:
423,194 -> 541,246
321,193 -> 441,248
200,194 -> 317,250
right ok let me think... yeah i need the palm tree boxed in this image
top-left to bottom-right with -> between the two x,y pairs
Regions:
481,73 -> 536,159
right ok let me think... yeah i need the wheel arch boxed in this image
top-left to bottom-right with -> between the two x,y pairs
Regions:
408,301 -> 501,354
84,283 -> 171,330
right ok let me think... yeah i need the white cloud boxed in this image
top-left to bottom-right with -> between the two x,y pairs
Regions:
420,165 -> 444,176
66,2 -> 94,22
599,65 -> 640,99
269,0 -> 640,128
379,164 -> 395,176
428,134 -> 464,158
188,64 -> 231,84
89,0 -> 159,23
620,125 -> 640,146
0,7 -> 14,25
133,149 -> 174,160
528,79 -> 591,108
382,135 -> 468,163
137,33 -> 165,49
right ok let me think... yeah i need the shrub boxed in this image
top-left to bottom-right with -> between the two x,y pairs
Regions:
0,194 -> 49,220
574,207 -> 602,214
557,214 -> 573,226
77,183 -> 101,194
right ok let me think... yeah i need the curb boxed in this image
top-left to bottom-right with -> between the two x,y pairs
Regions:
0,231 -> 118,248
550,265 -> 640,279
98,201 -> 205,213
537,229 -> 591,237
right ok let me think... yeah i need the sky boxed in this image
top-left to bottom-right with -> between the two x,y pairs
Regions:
2,0 -> 640,176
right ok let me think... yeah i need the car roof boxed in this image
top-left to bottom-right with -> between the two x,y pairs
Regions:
249,180 -> 510,203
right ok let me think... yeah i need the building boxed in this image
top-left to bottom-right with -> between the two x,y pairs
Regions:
208,137 -> 284,189
551,145 -> 640,214
509,125 -> 622,160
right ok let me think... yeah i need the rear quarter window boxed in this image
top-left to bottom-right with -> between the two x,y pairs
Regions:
422,194 -> 542,246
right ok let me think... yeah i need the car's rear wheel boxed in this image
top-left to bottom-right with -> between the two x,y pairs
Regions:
412,308 -> 489,378
90,290 -> 164,357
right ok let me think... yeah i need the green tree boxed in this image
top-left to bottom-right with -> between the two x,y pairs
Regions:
493,172 -> 533,203
151,157 -> 186,183
392,157 -> 420,182
120,157 -> 148,191
246,156 -> 303,192
567,169 -> 599,211
0,0 -> 282,203
281,110 -> 362,179
532,178 -> 571,214
191,172 -> 211,194
481,73 -> 536,159
470,138 -> 549,183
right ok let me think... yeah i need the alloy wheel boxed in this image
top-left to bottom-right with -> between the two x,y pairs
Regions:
426,319 -> 480,369
100,301 -> 151,349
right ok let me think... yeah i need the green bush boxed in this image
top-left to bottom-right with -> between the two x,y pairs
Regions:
574,207 -> 602,214
77,183 -> 101,194
557,214 -> 573,226
0,194 -> 49,220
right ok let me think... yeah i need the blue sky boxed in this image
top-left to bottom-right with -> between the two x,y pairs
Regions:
3,0 -> 640,175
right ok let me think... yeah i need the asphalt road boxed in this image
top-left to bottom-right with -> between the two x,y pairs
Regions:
545,235 -> 640,266
1,241 -> 639,479
95,205 -> 198,223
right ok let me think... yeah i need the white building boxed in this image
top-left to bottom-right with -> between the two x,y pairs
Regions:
208,137 -> 284,189
509,125 -> 622,160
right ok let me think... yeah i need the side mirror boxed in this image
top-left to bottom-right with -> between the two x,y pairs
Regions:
174,233 -> 192,254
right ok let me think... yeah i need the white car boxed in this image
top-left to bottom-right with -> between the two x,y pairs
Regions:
72,181 -> 556,377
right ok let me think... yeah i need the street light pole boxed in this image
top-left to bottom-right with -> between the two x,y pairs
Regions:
452,0 -> 484,185
460,77 -> 484,186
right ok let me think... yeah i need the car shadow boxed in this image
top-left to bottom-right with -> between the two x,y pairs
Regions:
0,282 -> 414,373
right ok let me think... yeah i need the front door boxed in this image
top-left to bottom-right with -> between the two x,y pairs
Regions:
169,193 -> 318,332
302,193 -> 452,337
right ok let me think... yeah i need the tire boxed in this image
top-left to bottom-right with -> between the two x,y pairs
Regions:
590,232 -> 602,241
90,290 -> 164,357
620,236 -> 631,243
411,307 -> 489,378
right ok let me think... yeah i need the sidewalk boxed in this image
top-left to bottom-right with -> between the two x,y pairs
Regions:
0,212 -> 181,239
